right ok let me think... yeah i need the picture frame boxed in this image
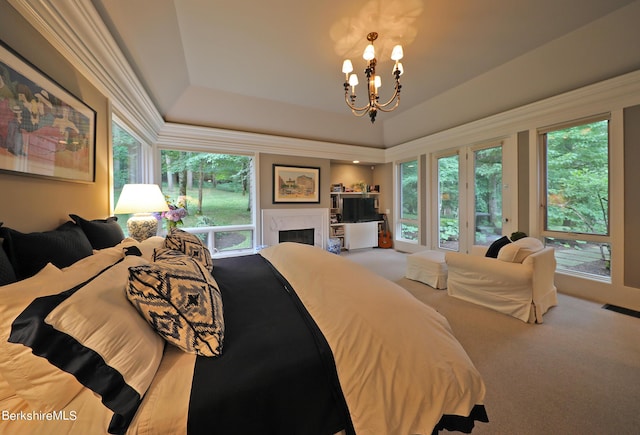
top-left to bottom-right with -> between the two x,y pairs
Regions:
273,164 -> 320,203
0,41 -> 96,183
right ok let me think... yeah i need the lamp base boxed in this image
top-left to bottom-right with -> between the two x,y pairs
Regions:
127,213 -> 159,242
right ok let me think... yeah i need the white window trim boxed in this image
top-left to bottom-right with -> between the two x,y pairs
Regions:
153,145 -> 259,257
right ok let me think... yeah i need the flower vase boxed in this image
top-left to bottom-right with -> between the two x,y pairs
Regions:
166,220 -> 178,231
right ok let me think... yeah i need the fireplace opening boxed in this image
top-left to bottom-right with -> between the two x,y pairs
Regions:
279,228 -> 314,245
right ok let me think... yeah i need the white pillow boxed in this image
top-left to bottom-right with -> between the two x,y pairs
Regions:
497,243 -> 521,262
1,240 -> 157,414
9,254 -> 164,434
46,255 -> 164,398
513,237 -> 544,263
0,263 -> 85,412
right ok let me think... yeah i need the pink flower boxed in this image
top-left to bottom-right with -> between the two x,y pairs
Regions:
161,196 -> 188,227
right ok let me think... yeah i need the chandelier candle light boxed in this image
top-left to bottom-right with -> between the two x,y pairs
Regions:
342,32 -> 404,123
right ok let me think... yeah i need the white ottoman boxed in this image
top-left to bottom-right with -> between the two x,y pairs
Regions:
406,250 -> 448,289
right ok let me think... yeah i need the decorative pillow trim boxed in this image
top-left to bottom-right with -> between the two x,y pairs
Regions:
8,258 -> 140,434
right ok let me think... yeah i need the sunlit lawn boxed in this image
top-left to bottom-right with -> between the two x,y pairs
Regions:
163,185 -> 252,227
163,185 -> 253,251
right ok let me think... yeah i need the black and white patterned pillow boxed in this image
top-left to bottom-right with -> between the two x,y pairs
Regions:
127,248 -> 224,357
164,227 -> 213,271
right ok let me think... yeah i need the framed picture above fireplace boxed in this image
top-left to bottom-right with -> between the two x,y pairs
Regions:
272,164 -> 320,203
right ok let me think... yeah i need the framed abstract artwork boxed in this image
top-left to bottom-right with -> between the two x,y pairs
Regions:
272,164 -> 320,203
0,42 -> 96,183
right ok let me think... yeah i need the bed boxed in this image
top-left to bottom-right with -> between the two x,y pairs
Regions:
0,218 -> 488,434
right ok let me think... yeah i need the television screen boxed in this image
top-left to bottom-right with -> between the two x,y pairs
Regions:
342,197 -> 379,223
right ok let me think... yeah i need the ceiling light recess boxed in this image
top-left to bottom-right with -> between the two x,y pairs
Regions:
341,32 -> 403,123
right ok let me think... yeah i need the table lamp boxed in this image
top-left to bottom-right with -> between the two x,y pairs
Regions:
114,183 -> 169,241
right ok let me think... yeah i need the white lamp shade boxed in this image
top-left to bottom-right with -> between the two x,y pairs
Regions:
114,184 -> 169,214
363,43 -> 375,61
374,75 -> 382,89
391,45 -> 404,61
342,59 -> 353,74
349,74 -> 359,87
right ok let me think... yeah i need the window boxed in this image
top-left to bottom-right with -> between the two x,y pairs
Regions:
398,159 -> 419,242
437,154 -> 459,250
541,116 -> 610,279
160,149 -> 256,255
473,145 -> 503,245
112,120 -> 143,233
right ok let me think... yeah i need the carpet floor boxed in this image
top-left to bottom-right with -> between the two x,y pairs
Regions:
342,248 -> 640,435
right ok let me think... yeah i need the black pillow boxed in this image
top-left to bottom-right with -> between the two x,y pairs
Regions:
0,223 -> 18,286
70,214 -> 125,250
0,222 -> 93,280
485,235 -> 511,258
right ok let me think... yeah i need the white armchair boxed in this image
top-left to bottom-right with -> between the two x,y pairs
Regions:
445,241 -> 557,323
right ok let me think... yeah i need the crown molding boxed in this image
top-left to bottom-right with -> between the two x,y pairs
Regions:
158,122 -> 385,163
8,0 -> 164,145
385,69 -> 640,162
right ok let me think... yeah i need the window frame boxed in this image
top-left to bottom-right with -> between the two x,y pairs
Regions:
538,113 -> 612,280
396,158 -> 420,244
466,142 -> 505,247
110,115 -> 152,218
434,150 -> 462,252
155,145 -> 258,258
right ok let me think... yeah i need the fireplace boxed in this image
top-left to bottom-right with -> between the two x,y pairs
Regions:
262,208 -> 329,249
279,228 -> 314,245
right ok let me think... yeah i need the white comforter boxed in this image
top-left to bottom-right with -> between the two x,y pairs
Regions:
261,243 -> 486,434
0,241 -> 485,435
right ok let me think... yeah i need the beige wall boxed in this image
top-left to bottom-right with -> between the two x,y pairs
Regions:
372,162 -> 393,232
258,156 -> 394,227
258,153 -> 331,210
0,1 -> 110,232
329,163 -> 375,190
624,105 -> 640,288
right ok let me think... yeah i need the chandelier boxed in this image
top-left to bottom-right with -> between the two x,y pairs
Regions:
341,32 -> 404,123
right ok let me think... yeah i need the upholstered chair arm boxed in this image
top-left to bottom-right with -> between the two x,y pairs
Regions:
445,252 -> 532,285
523,247 -> 558,322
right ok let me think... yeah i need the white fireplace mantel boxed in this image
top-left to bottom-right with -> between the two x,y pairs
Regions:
261,208 -> 329,249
